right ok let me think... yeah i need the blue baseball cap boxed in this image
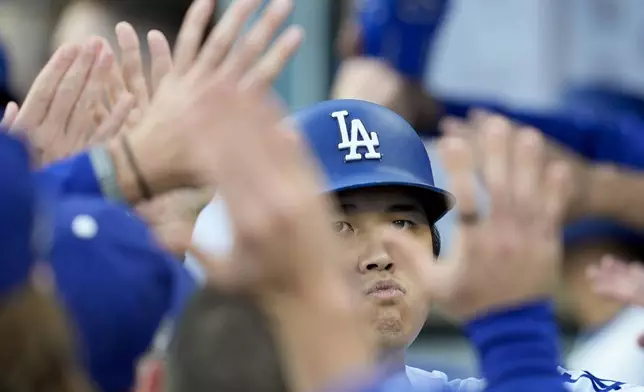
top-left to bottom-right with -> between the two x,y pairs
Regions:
50,197 -> 196,392
0,132 -> 36,296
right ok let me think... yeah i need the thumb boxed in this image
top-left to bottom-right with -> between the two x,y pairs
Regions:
0,101 -> 19,129
382,229 -> 450,300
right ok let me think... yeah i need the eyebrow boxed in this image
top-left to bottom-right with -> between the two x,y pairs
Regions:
386,204 -> 422,214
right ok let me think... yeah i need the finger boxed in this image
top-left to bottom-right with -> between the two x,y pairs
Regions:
541,160 -> 572,234
13,44 -> 80,129
173,0 -> 217,74
479,114 -> 512,220
116,22 -> 150,110
600,254 -> 630,275
512,128 -> 543,223
106,57 -> 129,107
44,37 -> 103,127
92,93 -> 135,143
590,276 -> 636,303
219,0 -> 294,80
439,117 -> 470,138
194,0 -> 262,75
83,44 -> 115,118
147,30 -> 173,94
438,136 -> 479,227
382,228 -> 449,300
1,102 -> 20,129
240,25 -> 303,91
468,108 -> 492,126
66,43 -> 115,148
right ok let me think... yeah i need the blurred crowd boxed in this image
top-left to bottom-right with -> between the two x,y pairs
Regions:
2,0 -> 644,391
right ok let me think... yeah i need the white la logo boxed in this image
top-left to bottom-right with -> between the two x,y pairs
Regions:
332,110 -> 382,162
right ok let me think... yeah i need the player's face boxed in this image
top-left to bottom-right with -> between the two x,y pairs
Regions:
334,188 -> 433,353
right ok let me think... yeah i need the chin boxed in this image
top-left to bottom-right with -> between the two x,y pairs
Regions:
370,305 -> 422,351
372,309 -> 405,343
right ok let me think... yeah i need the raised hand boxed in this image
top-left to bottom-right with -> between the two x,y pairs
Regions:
588,256 -> 644,347
384,120 -> 572,321
117,0 -> 304,198
442,111 -> 595,224
182,60 -> 370,392
100,22 -> 174,135
588,256 -> 644,307
5,38 -> 133,165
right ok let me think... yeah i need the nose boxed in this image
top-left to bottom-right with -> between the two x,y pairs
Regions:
357,234 -> 395,273
359,253 -> 395,273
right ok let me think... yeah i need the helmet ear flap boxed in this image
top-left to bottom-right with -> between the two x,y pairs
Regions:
430,225 -> 441,257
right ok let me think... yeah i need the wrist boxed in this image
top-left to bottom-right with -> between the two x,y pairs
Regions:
106,138 -> 144,203
584,163 -> 620,218
107,130 -> 191,202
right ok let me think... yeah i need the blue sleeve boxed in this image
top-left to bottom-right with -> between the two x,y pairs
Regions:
438,99 -> 644,171
464,301 -> 565,392
35,152 -> 102,198
357,0 -> 450,79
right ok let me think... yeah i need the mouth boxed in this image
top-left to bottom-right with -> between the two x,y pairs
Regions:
365,280 -> 406,300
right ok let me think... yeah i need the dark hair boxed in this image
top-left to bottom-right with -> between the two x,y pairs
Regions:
166,285 -> 287,392
430,225 -> 441,257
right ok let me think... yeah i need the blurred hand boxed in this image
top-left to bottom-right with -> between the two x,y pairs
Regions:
97,22 -> 173,135
120,0 -> 303,194
442,110 -> 594,224
384,121 -> 572,321
588,256 -> 644,307
100,21 -> 210,251
588,256 -> 644,347
182,37 -> 370,391
2,38 -> 133,165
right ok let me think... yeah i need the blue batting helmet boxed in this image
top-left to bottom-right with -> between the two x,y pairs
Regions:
291,99 -> 453,223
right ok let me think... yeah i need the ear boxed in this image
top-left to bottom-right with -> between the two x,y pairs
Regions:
134,357 -> 165,392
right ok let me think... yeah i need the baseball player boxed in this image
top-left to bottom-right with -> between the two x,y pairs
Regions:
188,97 -> 644,391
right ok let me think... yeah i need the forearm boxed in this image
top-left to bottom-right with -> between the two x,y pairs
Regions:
587,165 -> 644,230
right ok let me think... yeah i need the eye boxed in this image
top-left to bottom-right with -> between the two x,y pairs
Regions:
391,220 -> 417,230
332,221 -> 354,234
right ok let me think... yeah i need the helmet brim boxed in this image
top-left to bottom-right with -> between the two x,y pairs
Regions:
327,171 -> 455,224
